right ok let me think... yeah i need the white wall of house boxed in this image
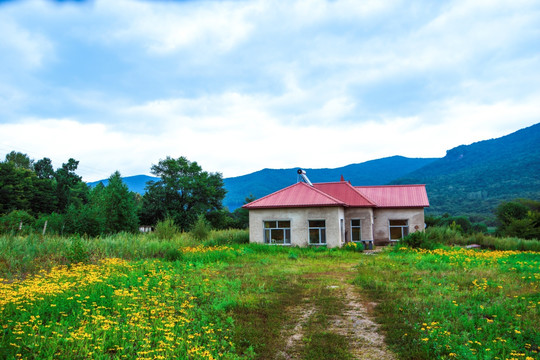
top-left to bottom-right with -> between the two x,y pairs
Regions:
343,208 -> 374,242
248,207 -> 345,248
372,208 -> 425,244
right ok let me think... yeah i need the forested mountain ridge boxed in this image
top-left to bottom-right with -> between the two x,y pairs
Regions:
90,157 -> 438,211
88,123 -> 540,217
392,122 -> 540,217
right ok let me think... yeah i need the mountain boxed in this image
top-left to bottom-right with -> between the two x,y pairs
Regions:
88,175 -> 158,194
86,122 -> 540,217
223,156 -> 438,210
391,122 -> 540,217
87,157 -> 438,210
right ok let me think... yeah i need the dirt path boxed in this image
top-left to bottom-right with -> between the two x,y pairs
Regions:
275,264 -> 396,360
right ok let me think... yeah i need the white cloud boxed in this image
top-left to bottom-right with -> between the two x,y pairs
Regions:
0,17 -> 54,69
0,0 -> 539,182
94,0 -> 255,55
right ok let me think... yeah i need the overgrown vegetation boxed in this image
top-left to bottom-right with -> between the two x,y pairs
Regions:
1,229 -> 538,359
354,247 -> 539,360
0,152 -> 249,239
402,226 -> 540,251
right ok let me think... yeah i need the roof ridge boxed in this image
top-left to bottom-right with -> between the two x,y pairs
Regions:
355,184 -> 426,188
345,182 -> 378,206
299,182 -> 346,205
243,182 -> 346,208
314,181 -> 377,207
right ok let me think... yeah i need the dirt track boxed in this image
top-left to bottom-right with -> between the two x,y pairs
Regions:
275,265 -> 396,360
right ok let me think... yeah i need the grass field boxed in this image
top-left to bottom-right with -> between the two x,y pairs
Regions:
1,232 -> 539,359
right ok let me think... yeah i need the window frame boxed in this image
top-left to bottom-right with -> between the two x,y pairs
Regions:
308,219 -> 326,245
350,219 -> 362,242
388,219 -> 409,241
263,220 -> 291,245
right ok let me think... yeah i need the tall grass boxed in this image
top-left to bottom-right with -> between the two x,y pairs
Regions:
0,230 -> 249,280
403,226 -> 540,251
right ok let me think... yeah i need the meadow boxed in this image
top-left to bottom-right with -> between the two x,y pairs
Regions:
0,231 -> 538,360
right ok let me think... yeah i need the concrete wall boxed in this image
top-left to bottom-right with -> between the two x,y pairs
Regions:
372,208 -> 425,245
248,207 -> 345,248
343,208 -> 374,242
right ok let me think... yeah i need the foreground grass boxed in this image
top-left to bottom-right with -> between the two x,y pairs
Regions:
1,232 -> 539,359
354,247 -> 539,360
0,252 -> 244,359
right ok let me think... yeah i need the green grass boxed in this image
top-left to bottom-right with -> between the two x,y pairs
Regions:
353,247 -> 540,359
1,231 -> 539,359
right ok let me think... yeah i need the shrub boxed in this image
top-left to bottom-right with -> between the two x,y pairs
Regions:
191,214 -> 211,241
204,229 -> 249,246
288,251 -> 298,260
34,213 -> 65,235
343,241 -> 363,252
0,210 -> 36,234
66,236 -> 90,264
154,217 -> 180,240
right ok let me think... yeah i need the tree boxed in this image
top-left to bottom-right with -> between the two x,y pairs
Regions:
231,194 -> 256,229
141,156 -> 226,230
55,158 -> 85,213
0,162 -> 34,215
34,158 -> 55,179
5,151 -> 33,170
102,171 -> 139,233
495,199 -> 540,239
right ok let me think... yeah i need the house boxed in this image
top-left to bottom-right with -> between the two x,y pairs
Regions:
243,172 -> 429,248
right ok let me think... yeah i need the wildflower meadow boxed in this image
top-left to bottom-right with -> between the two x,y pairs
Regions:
0,231 -> 538,359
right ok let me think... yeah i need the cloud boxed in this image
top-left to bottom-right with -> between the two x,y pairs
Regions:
0,17 -> 54,69
0,0 -> 539,182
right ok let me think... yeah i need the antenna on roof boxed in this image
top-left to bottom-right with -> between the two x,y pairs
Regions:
297,169 -> 313,186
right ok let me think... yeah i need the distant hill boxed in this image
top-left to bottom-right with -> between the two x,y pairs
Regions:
88,157 -> 438,210
392,122 -> 540,217
88,175 -> 157,194
86,123 -> 540,218
223,156 -> 438,210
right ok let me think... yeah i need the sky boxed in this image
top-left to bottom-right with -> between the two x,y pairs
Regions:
1,0 -> 539,182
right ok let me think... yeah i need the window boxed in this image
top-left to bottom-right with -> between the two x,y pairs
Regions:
308,220 -> 326,245
264,220 -> 291,245
389,219 -> 409,241
351,219 -> 362,242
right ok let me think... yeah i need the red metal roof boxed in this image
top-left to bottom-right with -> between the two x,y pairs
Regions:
243,182 -> 345,209
355,185 -> 430,208
243,181 -> 429,209
314,182 -> 376,207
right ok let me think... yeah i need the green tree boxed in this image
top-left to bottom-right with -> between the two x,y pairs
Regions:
102,171 -> 139,233
55,158 -> 85,213
5,151 -> 33,170
231,194 -> 256,229
495,199 -> 540,239
141,156 -> 226,230
0,162 -> 34,214
34,158 -> 55,179
31,177 -> 58,215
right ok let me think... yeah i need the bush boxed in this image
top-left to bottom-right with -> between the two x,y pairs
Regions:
66,236 -> 90,264
191,214 -> 211,241
0,210 -> 35,234
204,229 -> 249,246
343,241 -> 363,252
154,217 -> 180,240
35,213 -> 65,235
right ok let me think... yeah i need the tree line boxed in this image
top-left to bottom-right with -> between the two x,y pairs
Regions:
0,151 -> 250,236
